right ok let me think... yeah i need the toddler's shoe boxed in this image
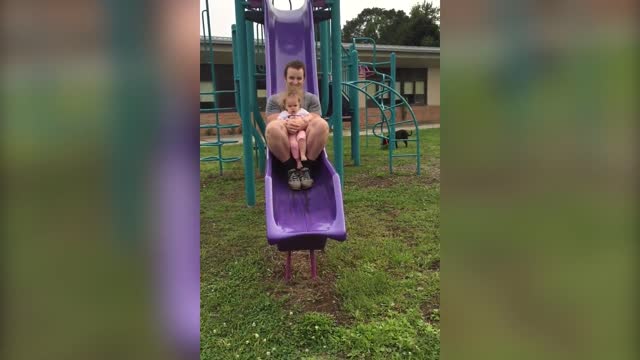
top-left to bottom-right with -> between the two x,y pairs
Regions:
299,167 -> 314,190
287,168 -> 302,190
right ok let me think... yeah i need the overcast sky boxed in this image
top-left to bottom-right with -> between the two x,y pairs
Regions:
200,0 -> 440,37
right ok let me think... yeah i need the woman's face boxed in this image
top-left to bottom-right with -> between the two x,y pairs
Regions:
285,67 -> 305,90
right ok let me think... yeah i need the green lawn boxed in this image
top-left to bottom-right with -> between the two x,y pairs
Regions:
200,128 -> 440,359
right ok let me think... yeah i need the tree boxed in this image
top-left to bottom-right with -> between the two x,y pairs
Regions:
341,8 -> 409,45
404,1 -> 440,46
341,2 -> 440,47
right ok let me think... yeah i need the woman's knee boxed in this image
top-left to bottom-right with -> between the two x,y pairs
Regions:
307,119 -> 329,139
309,118 -> 329,132
265,121 -> 287,143
266,120 -> 286,135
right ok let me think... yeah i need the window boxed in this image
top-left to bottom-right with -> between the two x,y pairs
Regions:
256,78 -> 267,110
200,64 -> 214,108
394,68 -> 427,105
403,81 -> 414,95
200,81 -> 214,107
414,80 -> 425,105
212,65 -> 236,110
199,64 -> 236,111
364,68 -> 428,107
381,81 -> 400,105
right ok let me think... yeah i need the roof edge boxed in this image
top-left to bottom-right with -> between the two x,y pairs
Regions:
200,36 -> 440,53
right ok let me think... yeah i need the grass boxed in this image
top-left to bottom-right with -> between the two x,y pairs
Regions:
200,128 -> 440,359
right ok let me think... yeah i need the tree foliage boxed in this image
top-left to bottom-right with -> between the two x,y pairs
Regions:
341,8 -> 409,45
405,1 -> 440,46
342,1 -> 440,47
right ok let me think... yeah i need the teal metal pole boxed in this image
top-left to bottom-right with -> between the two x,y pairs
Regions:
365,103 -> 369,147
347,51 -> 354,160
389,52 -> 396,174
235,0 -> 256,206
231,25 -> 240,113
320,22 -> 330,115
245,21 -> 261,172
202,15 -> 214,110
246,21 -> 257,122
203,1 -> 224,174
351,37 -> 377,71
330,0 -> 343,186
203,1 -> 218,109
349,49 -> 360,165
245,21 -> 265,175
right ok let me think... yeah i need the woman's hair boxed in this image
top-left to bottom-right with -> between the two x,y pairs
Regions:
280,88 -> 303,108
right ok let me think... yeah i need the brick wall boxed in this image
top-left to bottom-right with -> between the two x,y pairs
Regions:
200,112 -> 266,136
200,105 -> 440,136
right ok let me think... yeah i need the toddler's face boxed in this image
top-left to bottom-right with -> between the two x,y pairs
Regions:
285,97 -> 300,114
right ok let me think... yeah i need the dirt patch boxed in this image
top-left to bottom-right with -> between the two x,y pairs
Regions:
391,163 -> 422,175
428,258 -> 440,271
421,293 -> 440,325
347,157 -> 441,188
201,171 -> 244,185
349,173 -> 396,188
426,163 -> 440,184
264,249 -> 352,325
395,163 -> 440,185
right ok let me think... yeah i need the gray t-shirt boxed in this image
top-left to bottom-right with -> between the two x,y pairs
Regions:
266,92 -> 321,116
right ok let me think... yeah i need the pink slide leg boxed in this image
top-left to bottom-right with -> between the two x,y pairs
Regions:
310,250 -> 317,280
285,251 -> 292,281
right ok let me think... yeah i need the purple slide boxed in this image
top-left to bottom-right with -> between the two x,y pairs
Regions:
263,0 -> 346,252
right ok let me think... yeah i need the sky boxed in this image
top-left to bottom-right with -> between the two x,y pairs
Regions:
200,0 -> 440,37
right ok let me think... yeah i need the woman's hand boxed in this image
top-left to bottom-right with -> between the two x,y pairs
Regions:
285,116 -> 306,133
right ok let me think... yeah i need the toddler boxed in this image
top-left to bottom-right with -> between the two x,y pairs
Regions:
278,90 -> 314,190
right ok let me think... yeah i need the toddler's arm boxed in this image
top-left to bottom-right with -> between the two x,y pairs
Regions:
298,108 -> 312,123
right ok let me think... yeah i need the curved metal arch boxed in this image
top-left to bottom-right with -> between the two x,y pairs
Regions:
341,80 -> 419,134
341,80 -> 421,175
340,81 -> 391,139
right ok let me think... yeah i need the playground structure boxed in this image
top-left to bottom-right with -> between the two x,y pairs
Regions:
352,39 -> 420,148
200,0 -> 424,279
200,1 -> 242,173
342,37 -> 421,174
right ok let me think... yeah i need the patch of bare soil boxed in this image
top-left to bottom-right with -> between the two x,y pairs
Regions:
350,163 -> 439,187
392,163 -> 422,175
349,173 -> 396,188
428,258 -> 440,271
201,171 -> 244,184
426,163 -> 440,184
421,293 -> 440,325
263,249 -> 352,325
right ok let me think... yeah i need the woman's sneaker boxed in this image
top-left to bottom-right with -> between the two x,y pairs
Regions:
299,167 -> 314,189
287,169 -> 301,190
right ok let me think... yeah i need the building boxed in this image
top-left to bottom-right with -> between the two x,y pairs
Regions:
201,36 -> 440,135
